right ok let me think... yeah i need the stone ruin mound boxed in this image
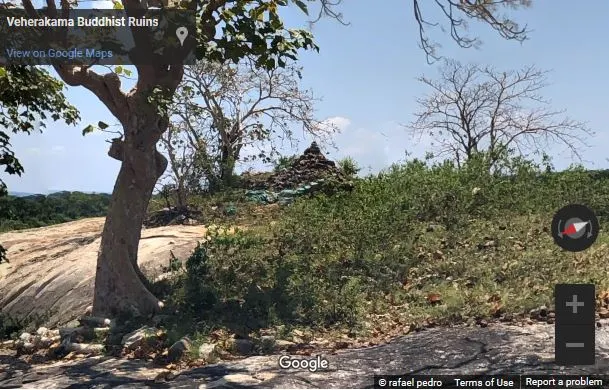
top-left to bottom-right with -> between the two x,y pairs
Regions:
243,142 -> 353,192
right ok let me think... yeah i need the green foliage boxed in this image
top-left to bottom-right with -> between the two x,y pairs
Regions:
0,191 -> 111,233
166,154 -> 609,335
273,154 -> 298,172
0,313 -> 28,340
337,156 -> 360,177
0,310 -> 55,341
199,1 -> 319,71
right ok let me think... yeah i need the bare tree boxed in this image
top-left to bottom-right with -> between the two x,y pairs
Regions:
407,59 -> 593,168
158,122 -> 197,211
413,0 -> 531,63
160,56 -> 333,200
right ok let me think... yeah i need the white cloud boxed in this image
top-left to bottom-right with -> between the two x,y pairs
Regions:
50,145 -> 66,154
25,145 -> 65,156
25,147 -> 41,155
319,116 -> 351,133
318,120 -> 438,174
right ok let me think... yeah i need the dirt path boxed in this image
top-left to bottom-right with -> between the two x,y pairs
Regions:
2,321 -> 609,388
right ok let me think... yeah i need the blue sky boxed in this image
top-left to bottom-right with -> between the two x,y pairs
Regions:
4,0 -> 609,193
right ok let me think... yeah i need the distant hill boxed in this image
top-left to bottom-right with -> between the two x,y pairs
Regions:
0,191 -> 112,232
9,190 -> 110,197
8,191 -> 39,197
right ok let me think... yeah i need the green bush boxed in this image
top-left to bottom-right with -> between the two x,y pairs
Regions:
273,154 -> 299,172
168,154 -> 609,332
338,156 -> 361,177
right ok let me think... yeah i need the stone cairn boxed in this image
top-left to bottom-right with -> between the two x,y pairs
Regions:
243,142 -> 352,191
267,142 -> 350,190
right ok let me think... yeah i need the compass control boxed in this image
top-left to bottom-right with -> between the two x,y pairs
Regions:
551,204 -> 599,252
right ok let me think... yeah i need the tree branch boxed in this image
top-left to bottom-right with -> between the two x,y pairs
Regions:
406,59 -> 593,168
412,0 -> 531,63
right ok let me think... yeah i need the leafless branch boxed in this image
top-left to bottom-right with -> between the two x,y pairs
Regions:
413,0 -> 531,63
160,56 -> 331,194
406,59 -> 593,168
308,0 -> 349,26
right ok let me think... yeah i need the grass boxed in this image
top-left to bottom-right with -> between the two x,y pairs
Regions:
8,154 -> 609,360
7,154 -> 607,349
147,154 -> 609,349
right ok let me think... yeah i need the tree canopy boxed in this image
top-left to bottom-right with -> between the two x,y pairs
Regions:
407,60 -> 592,169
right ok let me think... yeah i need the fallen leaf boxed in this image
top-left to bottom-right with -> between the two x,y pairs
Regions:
426,293 -> 442,304
599,291 -> 609,305
490,302 -> 504,317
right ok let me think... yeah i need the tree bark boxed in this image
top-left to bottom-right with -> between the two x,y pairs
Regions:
92,134 -> 168,318
176,179 -> 187,212
220,152 -> 236,188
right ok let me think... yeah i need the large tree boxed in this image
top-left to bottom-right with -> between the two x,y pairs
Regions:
16,0 -> 333,318
407,59 -> 592,168
6,0 -> 532,318
160,56 -> 331,204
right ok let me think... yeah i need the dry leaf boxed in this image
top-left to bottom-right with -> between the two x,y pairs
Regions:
490,302 -> 504,317
426,293 -> 442,304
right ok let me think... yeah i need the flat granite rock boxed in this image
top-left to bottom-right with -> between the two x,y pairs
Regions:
2,321 -> 609,388
0,217 -> 208,328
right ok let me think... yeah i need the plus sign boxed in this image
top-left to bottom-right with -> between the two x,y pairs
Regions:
566,294 -> 585,314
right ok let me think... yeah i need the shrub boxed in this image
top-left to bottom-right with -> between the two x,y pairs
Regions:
338,157 -> 361,177
167,154 -> 609,332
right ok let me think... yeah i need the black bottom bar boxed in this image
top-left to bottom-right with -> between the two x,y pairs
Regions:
373,375 -> 609,389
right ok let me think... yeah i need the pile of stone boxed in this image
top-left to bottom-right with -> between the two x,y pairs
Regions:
3,317 -> 111,359
6,327 -> 61,354
244,142 -> 353,205
266,141 -> 351,191
5,315 -> 193,363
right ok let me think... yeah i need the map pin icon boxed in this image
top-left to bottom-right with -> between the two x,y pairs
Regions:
176,26 -> 188,47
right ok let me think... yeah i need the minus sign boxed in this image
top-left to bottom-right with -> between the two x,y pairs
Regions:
566,343 -> 585,348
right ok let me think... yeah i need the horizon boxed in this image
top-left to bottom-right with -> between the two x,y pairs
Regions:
3,1 -> 608,194
9,163 -> 609,197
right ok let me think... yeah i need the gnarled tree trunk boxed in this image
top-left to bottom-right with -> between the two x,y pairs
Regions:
92,120 -> 169,318
81,65 -> 183,318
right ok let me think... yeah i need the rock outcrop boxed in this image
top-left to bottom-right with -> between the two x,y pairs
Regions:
3,321 -> 609,388
0,218 -> 207,328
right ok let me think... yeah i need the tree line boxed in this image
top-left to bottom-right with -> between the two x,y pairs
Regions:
0,191 -> 111,233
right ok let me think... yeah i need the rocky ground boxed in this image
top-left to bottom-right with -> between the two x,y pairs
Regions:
2,321 -> 609,388
2,202 -> 608,388
0,218 -> 208,327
